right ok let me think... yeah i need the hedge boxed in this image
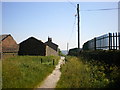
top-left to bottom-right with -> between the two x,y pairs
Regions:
79,50 -> 120,66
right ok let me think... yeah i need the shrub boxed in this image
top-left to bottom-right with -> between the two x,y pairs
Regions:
80,50 -> 120,66
56,56 -> 120,88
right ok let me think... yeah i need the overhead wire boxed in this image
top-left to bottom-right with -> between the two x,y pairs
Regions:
68,15 -> 77,42
66,0 -> 119,11
66,0 -> 77,43
80,8 -> 120,11
66,0 -> 76,8
66,2 -> 119,49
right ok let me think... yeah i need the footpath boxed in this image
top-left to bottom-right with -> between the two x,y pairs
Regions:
36,56 -> 65,89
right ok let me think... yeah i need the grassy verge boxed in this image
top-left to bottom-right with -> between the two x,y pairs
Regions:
56,56 -> 120,88
0,60 -> 2,89
2,56 -> 60,88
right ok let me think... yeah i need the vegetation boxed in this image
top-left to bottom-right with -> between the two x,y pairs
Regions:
56,56 -> 120,88
0,60 -> 2,89
68,48 -> 79,56
58,49 -> 65,56
2,56 -> 60,88
80,50 -> 120,65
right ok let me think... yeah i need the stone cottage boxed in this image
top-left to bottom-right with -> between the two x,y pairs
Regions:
18,37 -> 58,56
45,37 -> 58,56
0,34 -> 19,58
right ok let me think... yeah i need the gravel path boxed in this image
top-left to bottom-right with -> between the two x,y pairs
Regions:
36,56 -> 65,89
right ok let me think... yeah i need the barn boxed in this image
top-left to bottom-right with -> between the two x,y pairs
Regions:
18,37 -> 46,56
0,34 -> 19,59
18,37 -> 58,56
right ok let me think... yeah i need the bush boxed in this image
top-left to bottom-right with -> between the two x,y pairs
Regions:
80,50 -> 120,66
68,48 -> 79,56
56,56 -> 120,88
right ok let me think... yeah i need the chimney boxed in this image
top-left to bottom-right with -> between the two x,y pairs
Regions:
48,37 -> 52,42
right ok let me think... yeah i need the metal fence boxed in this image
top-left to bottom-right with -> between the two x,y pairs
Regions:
83,32 -> 120,50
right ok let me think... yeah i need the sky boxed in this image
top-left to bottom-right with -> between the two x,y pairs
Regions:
0,2 -> 2,35
118,2 -> 120,32
2,1 -> 118,50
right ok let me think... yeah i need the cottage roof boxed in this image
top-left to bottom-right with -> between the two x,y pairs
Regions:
20,37 -> 45,44
0,34 -> 11,41
19,37 -> 46,56
0,34 -> 19,53
45,37 -> 58,51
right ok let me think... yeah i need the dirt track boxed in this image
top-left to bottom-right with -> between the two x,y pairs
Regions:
37,56 -> 65,88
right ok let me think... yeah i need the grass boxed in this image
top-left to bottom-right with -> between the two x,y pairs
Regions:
0,60 -> 2,89
2,56 -> 60,88
56,56 -> 120,88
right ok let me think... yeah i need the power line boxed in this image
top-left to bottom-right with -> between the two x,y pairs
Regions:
67,15 -> 76,51
80,8 -> 120,11
68,15 -> 77,42
66,1 -> 119,11
66,0 -> 76,8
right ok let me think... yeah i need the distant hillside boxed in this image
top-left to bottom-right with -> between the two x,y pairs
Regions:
61,50 -> 68,55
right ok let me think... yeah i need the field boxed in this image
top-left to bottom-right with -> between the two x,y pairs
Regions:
56,56 -> 120,88
2,56 -> 60,88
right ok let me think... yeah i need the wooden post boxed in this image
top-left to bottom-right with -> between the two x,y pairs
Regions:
77,4 -> 80,49
41,58 -> 42,63
53,59 -> 55,65
94,37 -> 96,50
65,58 -> 67,63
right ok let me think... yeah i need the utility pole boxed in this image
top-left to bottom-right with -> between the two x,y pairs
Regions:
77,4 -> 80,49
67,43 -> 69,54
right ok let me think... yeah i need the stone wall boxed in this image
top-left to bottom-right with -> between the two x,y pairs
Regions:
46,45 -> 58,56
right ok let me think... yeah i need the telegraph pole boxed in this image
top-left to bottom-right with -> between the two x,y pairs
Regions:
67,43 -> 69,54
77,4 -> 80,49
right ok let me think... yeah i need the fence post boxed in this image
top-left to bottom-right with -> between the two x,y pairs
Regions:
113,33 -> 115,50
108,33 -> 111,50
53,59 -> 55,65
94,37 -> 96,50
41,58 -> 42,64
109,33 -> 112,50
116,32 -> 118,50
119,32 -> 120,50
